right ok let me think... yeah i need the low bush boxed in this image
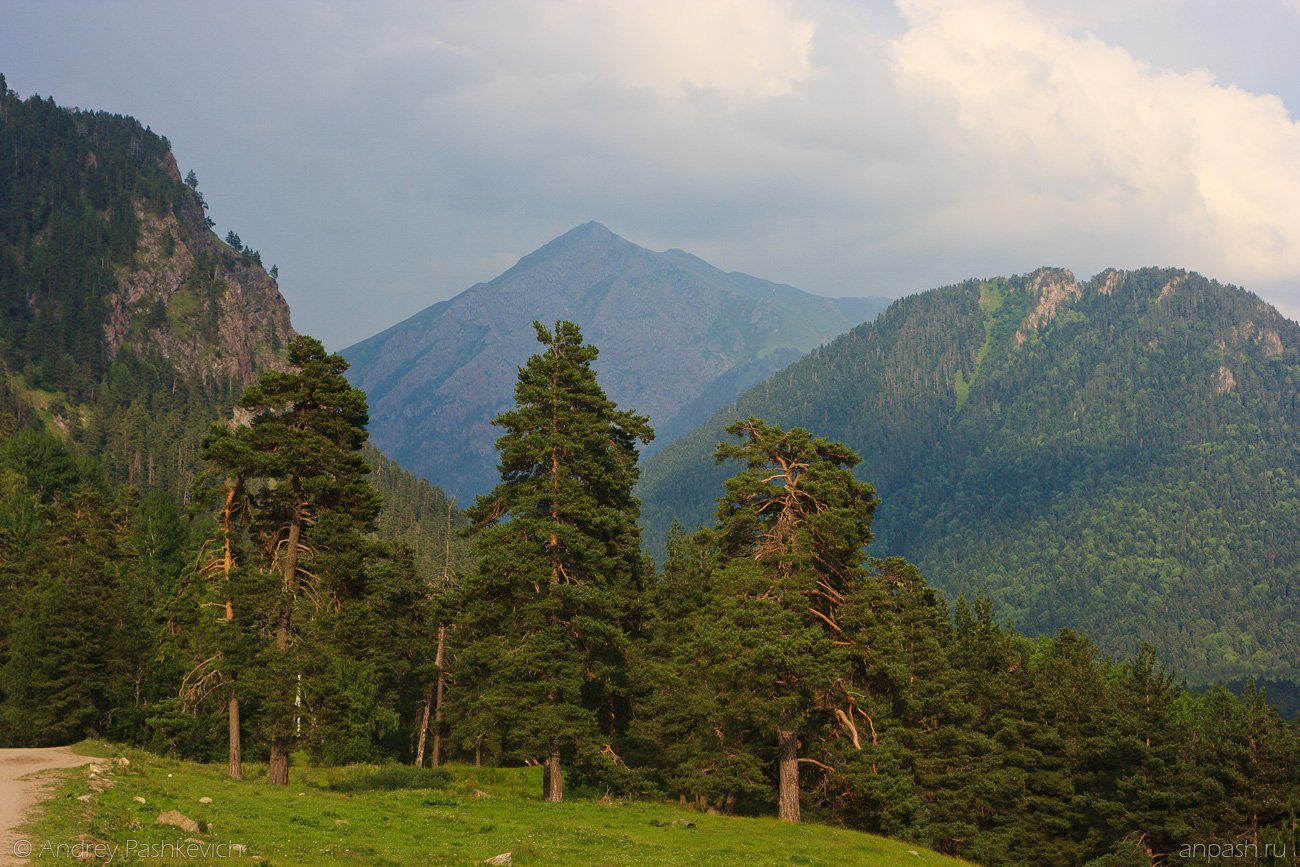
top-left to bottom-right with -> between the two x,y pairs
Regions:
327,765 -> 451,792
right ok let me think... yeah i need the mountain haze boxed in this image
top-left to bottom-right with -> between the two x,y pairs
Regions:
639,267 -> 1300,689
343,222 -> 888,499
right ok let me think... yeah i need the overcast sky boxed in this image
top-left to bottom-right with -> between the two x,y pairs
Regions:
5,0 -> 1299,347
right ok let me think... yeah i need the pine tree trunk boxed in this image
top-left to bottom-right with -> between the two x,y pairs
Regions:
227,693 -> 243,780
268,514 -> 301,786
222,483 -> 241,780
777,730 -> 800,822
414,685 -> 433,767
268,737 -> 289,786
431,624 -> 447,767
278,516 -> 301,651
544,746 -> 563,802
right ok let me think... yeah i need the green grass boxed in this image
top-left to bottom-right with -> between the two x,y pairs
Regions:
165,283 -> 203,340
956,279 -> 1016,411
22,744 -> 968,866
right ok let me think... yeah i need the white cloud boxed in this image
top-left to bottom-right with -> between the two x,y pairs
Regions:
535,0 -> 816,99
377,0 -> 817,101
888,0 -> 1300,288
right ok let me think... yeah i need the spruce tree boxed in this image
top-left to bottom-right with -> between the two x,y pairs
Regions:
458,321 -> 652,802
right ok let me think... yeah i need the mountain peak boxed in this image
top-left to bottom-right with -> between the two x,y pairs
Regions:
505,222 -> 638,275
343,228 -> 891,498
548,220 -> 624,248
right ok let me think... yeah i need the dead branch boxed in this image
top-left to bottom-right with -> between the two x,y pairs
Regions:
854,706 -> 880,745
807,606 -> 845,634
798,757 -> 835,772
600,744 -> 629,768
835,708 -> 862,750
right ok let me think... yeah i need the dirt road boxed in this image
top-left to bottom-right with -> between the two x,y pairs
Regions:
0,747 -> 91,865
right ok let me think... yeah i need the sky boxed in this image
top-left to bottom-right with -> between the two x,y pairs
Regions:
4,0 -> 1300,347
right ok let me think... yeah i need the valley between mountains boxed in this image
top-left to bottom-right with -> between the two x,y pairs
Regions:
1,78 -> 1296,866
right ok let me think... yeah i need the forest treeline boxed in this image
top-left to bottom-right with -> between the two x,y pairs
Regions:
0,325 -> 1293,866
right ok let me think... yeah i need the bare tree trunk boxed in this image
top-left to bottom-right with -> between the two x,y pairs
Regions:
268,514 -> 301,787
418,501 -> 457,769
414,685 -> 433,767
227,693 -> 243,780
777,730 -> 800,822
543,746 -> 563,802
222,482 -> 243,781
431,625 -> 447,767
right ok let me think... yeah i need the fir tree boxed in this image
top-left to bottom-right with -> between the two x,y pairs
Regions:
458,321 -> 652,802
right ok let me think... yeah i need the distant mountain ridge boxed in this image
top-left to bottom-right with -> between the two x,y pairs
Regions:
343,222 -> 889,499
638,266 -> 1300,689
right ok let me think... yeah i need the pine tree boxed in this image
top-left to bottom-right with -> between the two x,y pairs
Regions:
180,428 -> 256,780
710,417 -> 879,821
458,321 -> 652,802
200,335 -> 380,785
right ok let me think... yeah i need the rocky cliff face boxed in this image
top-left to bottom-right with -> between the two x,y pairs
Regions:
343,222 -> 888,499
106,189 -> 292,390
0,83 -> 293,396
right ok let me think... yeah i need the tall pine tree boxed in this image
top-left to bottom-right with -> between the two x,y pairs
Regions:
458,321 -> 652,802
710,418 -> 879,821
196,335 -> 380,785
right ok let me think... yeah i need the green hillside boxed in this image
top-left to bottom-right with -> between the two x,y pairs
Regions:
638,267 -> 1300,688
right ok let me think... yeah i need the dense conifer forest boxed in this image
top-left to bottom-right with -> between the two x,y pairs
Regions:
0,79 -> 1296,866
640,269 -> 1300,699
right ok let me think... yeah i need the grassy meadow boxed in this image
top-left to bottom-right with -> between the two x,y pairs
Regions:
18,742 -> 968,866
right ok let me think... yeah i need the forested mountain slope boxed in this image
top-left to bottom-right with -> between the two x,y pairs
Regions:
0,80 -> 462,751
0,79 -> 461,570
343,221 -> 889,499
639,267 -> 1300,687
0,76 -> 292,500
